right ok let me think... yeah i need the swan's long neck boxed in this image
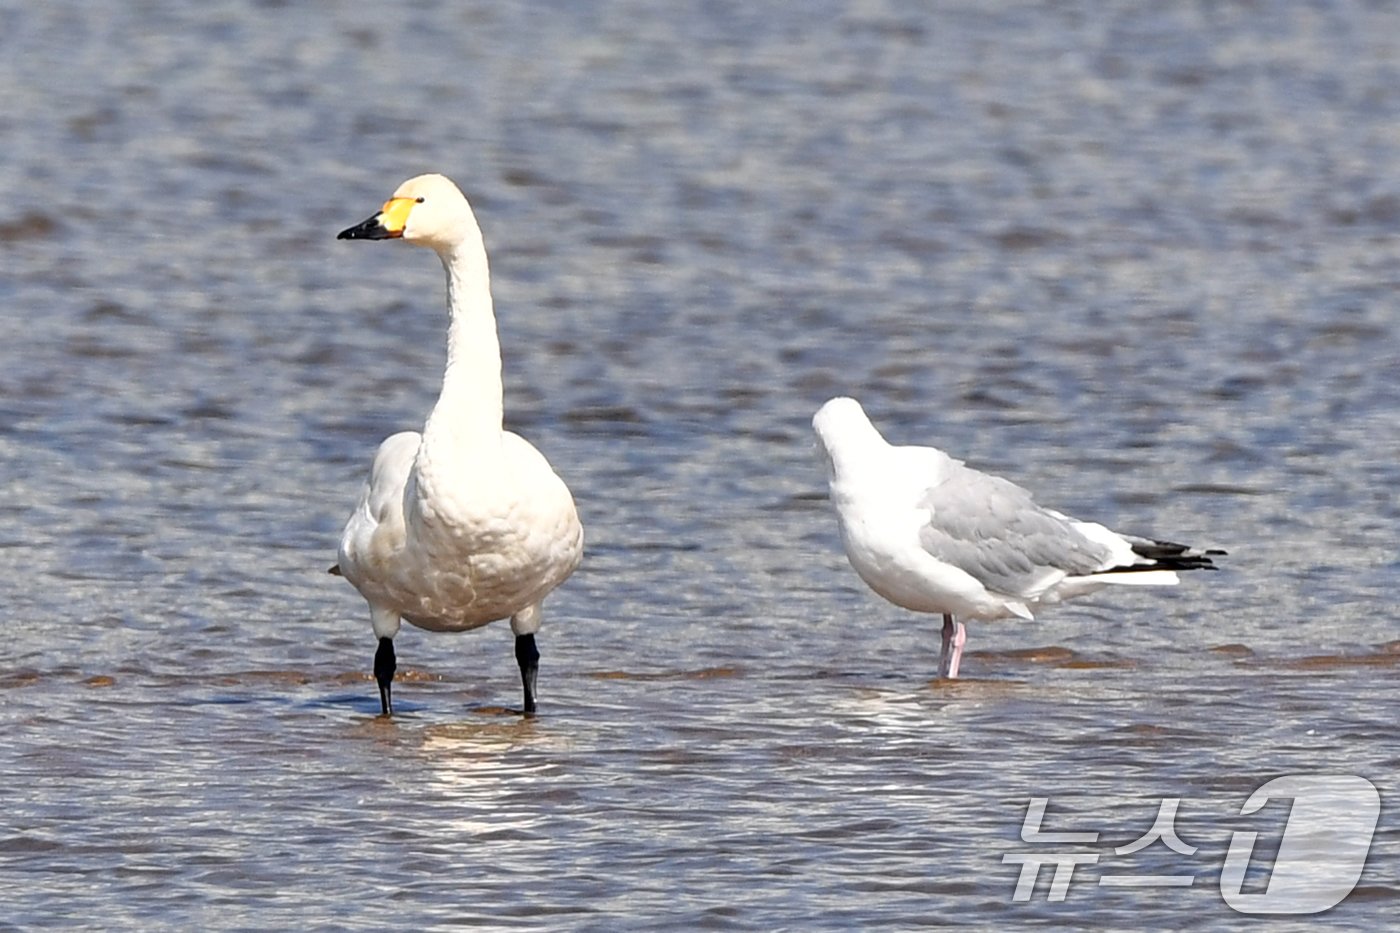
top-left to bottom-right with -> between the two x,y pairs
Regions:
421,233 -> 503,463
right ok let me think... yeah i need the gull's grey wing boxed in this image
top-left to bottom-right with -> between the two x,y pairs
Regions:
916,464 -> 1112,596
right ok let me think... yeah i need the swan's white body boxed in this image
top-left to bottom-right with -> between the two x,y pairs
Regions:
335,174 -> 582,711
338,428 -> 582,636
812,397 -> 1221,678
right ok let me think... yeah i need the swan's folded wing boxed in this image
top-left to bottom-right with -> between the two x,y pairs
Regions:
366,431 -> 421,524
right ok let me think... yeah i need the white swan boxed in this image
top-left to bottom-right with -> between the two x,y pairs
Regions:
813,397 -> 1223,679
333,174 -> 583,715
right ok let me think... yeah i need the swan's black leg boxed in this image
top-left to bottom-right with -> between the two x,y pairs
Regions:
515,633 -> 539,714
374,636 -> 397,716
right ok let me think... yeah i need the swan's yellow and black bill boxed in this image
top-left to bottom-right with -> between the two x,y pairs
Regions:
337,196 -> 416,240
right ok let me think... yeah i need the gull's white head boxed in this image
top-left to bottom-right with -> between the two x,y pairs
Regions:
813,397 -> 875,444
812,396 -> 887,477
338,173 -> 481,254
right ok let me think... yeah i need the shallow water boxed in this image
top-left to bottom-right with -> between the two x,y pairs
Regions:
3,0 -> 1398,928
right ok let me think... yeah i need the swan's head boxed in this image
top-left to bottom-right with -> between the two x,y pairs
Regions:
337,173 -> 480,254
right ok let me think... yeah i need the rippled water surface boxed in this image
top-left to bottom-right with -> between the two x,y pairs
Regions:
3,1 -> 1398,928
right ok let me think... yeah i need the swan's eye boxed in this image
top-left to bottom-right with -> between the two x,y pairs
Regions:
415,197 -> 425,204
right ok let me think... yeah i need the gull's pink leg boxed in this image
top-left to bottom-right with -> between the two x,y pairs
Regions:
939,614 -> 967,679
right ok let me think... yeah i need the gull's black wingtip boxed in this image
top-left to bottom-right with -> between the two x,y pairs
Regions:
1120,537 -> 1226,572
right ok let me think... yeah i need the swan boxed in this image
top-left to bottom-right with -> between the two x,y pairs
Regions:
332,174 -> 583,715
812,397 -> 1223,679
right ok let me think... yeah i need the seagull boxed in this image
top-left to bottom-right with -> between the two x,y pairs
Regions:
812,397 -> 1223,679
331,174 -> 583,716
